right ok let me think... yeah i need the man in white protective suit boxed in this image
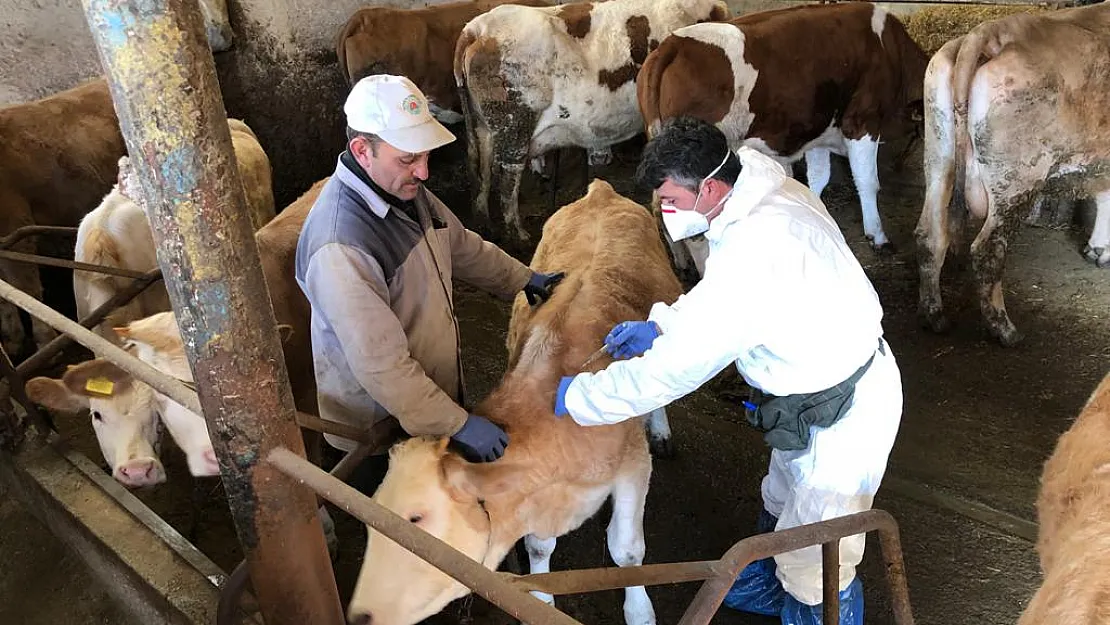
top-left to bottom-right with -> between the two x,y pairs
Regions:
552,116 -> 904,625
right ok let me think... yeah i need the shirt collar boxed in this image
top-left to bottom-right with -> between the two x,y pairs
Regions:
706,147 -> 789,242
334,155 -> 393,219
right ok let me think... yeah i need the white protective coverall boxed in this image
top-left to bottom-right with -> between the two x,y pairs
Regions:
562,146 -> 904,605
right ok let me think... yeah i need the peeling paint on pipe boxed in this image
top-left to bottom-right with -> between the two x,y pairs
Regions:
78,1 -> 344,623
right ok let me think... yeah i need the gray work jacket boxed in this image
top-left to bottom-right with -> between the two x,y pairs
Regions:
295,157 -> 532,450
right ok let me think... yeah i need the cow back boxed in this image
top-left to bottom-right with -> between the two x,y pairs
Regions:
255,177 -> 326,415
0,78 -> 124,229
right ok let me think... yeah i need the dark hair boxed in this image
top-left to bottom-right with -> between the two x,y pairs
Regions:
635,116 -> 742,192
346,126 -> 382,156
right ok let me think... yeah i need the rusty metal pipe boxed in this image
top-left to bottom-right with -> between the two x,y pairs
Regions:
16,268 -> 164,377
679,510 -> 911,625
268,447 -> 584,625
0,249 -> 150,279
0,225 -> 78,250
822,540 -> 840,624
877,513 -> 916,625
0,277 -> 200,414
505,560 -> 719,595
80,1 -> 344,622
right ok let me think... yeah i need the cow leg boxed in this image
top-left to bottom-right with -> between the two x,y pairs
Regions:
488,105 -> 537,245
970,194 -> 1027,346
1083,189 -> 1110,267
524,534 -> 557,605
459,85 -> 494,234
608,464 -> 655,625
916,46 -> 959,334
845,135 -> 893,253
644,407 -> 673,458
803,148 -> 832,198
684,236 -> 709,279
0,246 -> 53,355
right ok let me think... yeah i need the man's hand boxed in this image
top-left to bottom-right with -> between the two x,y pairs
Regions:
604,321 -> 661,359
450,414 -> 510,462
524,271 -> 565,305
554,376 -> 575,418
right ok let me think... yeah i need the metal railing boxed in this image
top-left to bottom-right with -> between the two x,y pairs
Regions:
267,447 -> 916,625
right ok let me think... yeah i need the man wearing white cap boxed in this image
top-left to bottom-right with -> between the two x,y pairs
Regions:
295,74 -> 564,464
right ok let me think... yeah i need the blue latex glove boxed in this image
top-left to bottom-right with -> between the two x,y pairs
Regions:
524,271 -> 565,305
450,414 -> 509,462
604,321 -> 661,359
554,376 -> 574,418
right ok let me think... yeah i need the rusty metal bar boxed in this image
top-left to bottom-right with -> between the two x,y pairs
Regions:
268,447 -> 584,625
0,225 -> 78,250
80,1 -> 344,622
0,277 -> 199,412
503,560 -> 720,595
0,249 -> 150,279
16,268 -> 163,377
679,510 -> 914,625
822,540 -> 840,624
0,277 -> 200,414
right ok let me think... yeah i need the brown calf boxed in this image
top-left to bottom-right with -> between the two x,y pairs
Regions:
345,179 -> 683,625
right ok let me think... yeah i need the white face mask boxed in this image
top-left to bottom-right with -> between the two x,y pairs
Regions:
660,149 -> 732,242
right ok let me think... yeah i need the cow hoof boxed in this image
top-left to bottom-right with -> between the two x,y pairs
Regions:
587,148 -> 613,168
1083,244 -> 1101,262
920,310 -> 951,334
871,240 -> 897,256
648,434 -> 675,459
988,320 -> 1024,347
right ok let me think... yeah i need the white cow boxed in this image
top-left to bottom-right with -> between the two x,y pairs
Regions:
915,2 -> 1110,346
29,179 -> 322,485
454,0 -> 729,243
74,118 -> 275,340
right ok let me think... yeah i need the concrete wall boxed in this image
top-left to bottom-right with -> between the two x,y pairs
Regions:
0,0 -> 102,105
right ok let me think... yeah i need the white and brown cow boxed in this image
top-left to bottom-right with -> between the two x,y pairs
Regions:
335,0 -> 551,124
915,3 -> 1110,346
346,179 -> 683,625
74,118 -> 276,340
455,0 -> 729,243
26,179 -> 324,485
1017,369 -> 1110,624
637,2 -> 928,274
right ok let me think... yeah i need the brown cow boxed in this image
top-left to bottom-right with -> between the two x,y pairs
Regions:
1018,369 -> 1110,624
637,2 -> 928,274
0,78 -> 125,356
26,178 -> 326,485
455,0 -> 729,244
345,179 -> 683,625
335,0 -> 550,124
915,2 -> 1110,346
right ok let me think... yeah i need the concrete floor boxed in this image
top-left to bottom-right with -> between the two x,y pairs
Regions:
4,133 -> 1107,624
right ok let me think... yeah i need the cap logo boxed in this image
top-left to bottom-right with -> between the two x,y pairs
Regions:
401,94 -> 423,116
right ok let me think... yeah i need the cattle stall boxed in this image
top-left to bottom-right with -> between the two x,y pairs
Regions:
0,0 -> 922,624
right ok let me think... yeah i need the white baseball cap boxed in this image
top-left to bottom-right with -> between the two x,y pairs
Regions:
343,74 -> 456,154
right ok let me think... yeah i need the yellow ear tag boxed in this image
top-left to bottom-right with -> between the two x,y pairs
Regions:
85,377 -> 115,397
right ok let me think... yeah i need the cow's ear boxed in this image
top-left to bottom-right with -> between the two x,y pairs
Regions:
440,452 -> 523,503
60,359 -> 133,398
25,377 -> 89,413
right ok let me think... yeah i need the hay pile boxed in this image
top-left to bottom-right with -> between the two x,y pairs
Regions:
903,5 -> 1053,57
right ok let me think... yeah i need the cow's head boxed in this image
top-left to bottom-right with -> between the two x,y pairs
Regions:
116,312 -> 219,479
26,359 -> 165,487
348,437 -> 520,625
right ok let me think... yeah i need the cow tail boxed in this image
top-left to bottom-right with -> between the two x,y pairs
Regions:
636,41 -> 678,139
950,20 -> 1014,211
